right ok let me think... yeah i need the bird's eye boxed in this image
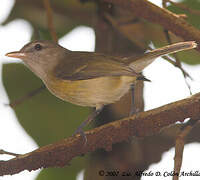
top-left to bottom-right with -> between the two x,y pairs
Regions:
34,44 -> 42,51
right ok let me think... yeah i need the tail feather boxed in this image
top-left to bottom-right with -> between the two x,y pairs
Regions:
126,41 -> 197,73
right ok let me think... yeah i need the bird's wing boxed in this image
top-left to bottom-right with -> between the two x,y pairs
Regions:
54,52 -> 140,80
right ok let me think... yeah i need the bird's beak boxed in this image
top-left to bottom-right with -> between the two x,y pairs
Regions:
5,51 -> 26,59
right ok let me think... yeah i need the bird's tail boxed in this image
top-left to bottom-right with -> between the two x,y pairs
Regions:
126,41 -> 197,73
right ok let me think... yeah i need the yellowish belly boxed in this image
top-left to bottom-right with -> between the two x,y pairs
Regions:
44,76 -> 136,107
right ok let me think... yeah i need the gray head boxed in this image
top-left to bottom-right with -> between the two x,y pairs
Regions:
6,40 -> 68,80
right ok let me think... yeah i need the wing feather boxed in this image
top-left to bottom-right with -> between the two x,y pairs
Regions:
54,52 -> 140,80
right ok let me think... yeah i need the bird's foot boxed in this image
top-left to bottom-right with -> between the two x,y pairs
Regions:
72,127 -> 87,145
129,108 -> 140,117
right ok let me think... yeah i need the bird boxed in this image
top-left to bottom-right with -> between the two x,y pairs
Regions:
6,40 -> 197,140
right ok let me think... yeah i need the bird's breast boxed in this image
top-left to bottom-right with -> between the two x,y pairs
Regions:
44,75 -> 136,107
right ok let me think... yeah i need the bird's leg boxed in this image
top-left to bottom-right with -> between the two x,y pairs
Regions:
73,106 -> 103,143
129,84 -> 136,116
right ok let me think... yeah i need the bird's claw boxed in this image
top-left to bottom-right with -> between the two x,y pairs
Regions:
72,128 -> 88,145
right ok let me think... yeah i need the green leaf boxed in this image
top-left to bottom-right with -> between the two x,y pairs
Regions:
2,63 -> 90,179
166,0 -> 200,65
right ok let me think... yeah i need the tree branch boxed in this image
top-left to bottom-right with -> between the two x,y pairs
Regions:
173,118 -> 199,180
43,0 -> 58,42
0,150 -> 20,157
0,92 -> 200,176
99,0 -> 200,51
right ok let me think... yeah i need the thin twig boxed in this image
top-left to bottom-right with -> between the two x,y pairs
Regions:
0,149 -> 20,157
154,0 -> 192,92
162,0 -> 167,9
43,0 -> 58,42
163,29 -> 193,94
148,46 -> 193,82
7,85 -> 46,108
161,54 -> 193,94
173,119 -> 199,180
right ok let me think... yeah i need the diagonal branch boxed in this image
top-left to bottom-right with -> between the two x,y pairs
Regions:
8,85 -> 46,108
0,150 -> 20,157
43,0 -> 58,42
99,0 -> 200,51
1,92 -> 200,176
163,29 -> 193,94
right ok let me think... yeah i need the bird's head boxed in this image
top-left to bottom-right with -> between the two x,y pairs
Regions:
6,40 -> 68,79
